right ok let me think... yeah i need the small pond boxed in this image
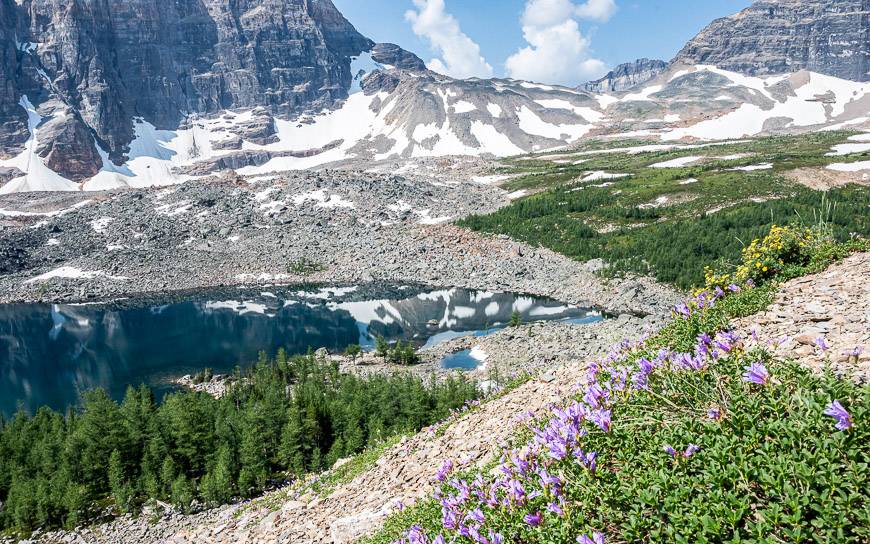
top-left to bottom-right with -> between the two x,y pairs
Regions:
0,285 -> 601,415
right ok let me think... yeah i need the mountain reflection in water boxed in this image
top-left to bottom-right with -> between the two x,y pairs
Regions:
0,285 -> 599,415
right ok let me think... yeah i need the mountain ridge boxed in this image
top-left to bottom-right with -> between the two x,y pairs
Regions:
580,58 -> 669,93
673,0 -> 870,81
1,0 -> 870,192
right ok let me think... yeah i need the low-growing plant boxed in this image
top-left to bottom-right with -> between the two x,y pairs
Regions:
287,257 -> 327,276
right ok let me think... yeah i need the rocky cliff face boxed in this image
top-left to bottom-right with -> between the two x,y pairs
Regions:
0,0 -> 29,159
0,0 -> 375,178
581,58 -> 668,93
673,0 -> 869,81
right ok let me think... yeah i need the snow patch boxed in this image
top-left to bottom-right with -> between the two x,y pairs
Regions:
25,266 -> 129,284
826,161 -> 870,172
90,216 -> 113,234
452,100 -> 476,114
729,163 -> 773,172
649,156 -> 704,168
292,190 -> 355,209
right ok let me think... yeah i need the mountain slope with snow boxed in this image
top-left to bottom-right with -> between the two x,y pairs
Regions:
3,62 -> 869,194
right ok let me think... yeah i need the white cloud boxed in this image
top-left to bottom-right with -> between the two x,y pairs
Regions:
505,0 -> 616,86
575,0 -> 618,21
405,0 -> 494,79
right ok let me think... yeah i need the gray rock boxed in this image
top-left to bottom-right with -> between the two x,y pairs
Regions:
371,43 -> 427,72
672,0 -> 870,82
0,0 -> 374,177
581,58 -> 668,93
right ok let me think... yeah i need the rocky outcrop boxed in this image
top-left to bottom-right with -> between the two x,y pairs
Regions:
34,100 -> 101,181
371,43 -> 427,72
581,58 -> 668,93
733,251 -> 870,382
0,0 -> 374,177
673,0 -> 870,81
0,0 -> 29,159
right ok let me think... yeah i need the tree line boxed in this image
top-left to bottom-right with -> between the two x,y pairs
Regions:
0,351 -> 480,533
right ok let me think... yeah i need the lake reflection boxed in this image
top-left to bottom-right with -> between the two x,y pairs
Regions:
0,286 -> 598,415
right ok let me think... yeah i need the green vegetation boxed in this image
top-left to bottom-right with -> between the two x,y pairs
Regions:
191,367 -> 214,385
345,343 -> 363,363
287,258 -> 327,275
364,229 -> 870,544
460,132 -> 870,288
375,337 -> 421,365
0,353 -> 480,534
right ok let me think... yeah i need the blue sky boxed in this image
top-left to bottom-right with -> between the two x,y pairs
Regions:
333,0 -> 753,85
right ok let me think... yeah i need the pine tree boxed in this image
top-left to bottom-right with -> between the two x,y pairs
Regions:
309,446 -> 322,472
160,457 -> 178,499
238,405 -> 269,497
170,475 -> 195,513
375,336 -> 390,361
201,446 -> 235,506
278,405 -> 306,476
108,450 -> 133,513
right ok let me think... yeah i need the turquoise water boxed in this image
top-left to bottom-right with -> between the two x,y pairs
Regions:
0,286 -> 598,415
441,349 -> 483,370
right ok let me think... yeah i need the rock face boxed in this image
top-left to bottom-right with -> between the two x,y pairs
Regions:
0,0 -> 374,175
371,43 -> 427,72
581,58 -> 668,93
0,0 -> 29,160
673,0 -> 870,81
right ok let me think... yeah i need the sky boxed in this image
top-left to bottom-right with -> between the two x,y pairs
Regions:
333,0 -> 754,86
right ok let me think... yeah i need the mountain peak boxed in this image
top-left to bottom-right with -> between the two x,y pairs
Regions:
672,0 -> 870,81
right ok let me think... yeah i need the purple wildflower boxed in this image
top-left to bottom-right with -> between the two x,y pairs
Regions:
815,336 -> 829,352
524,512 -> 543,527
432,536 -> 446,544
489,532 -> 504,544
577,532 -> 606,544
589,408 -> 612,433
442,507 -> 459,530
743,362 -> 770,386
850,346 -> 864,358
466,508 -> 485,524
746,278 -> 756,288
824,401 -> 853,431
683,444 -> 701,458
435,460 -> 453,482
707,407 -> 722,421
547,502 -> 565,516
407,526 -> 427,544
663,444 -> 677,457
584,384 -> 607,409
674,302 -> 691,318
727,283 -> 741,293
